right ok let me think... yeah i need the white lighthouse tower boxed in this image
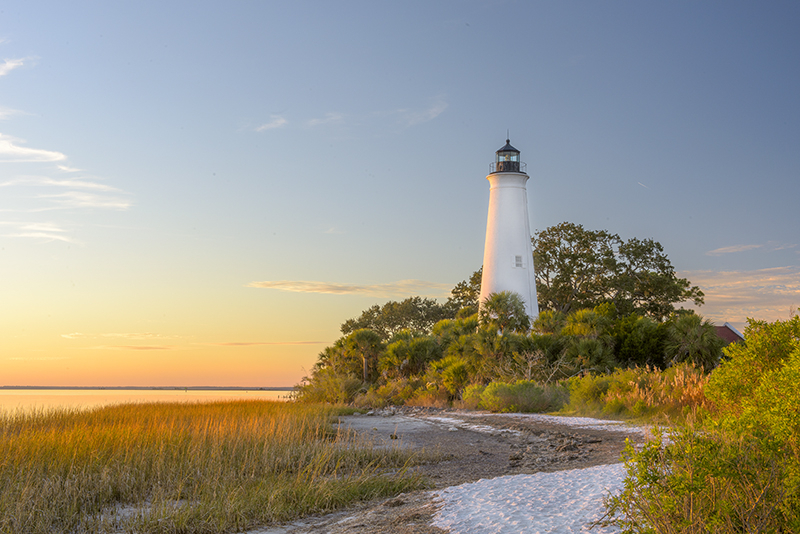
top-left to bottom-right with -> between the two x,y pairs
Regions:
478,139 -> 539,320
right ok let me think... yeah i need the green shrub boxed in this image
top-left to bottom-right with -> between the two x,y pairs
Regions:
294,369 -> 363,404
567,373 -> 613,413
605,317 -> 800,533
613,314 -> 668,368
664,313 -> 724,372
706,316 -> 800,421
479,380 -> 568,413
405,385 -> 450,408
605,424 -> 800,533
458,384 -> 486,410
424,355 -> 471,399
352,378 -> 420,408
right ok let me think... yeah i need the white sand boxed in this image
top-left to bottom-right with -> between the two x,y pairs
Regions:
424,413 -> 646,533
431,463 -> 624,533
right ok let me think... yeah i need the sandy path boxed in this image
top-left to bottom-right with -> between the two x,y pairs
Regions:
246,409 -> 645,534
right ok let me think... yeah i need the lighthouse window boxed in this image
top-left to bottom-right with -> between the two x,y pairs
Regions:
515,255 -> 523,268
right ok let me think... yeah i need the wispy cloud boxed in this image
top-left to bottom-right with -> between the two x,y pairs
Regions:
706,242 -> 796,256
0,58 -> 130,244
682,265 -> 800,326
7,356 -> 70,361
41,191 -> 132,210
248,279 -> 451,298
0,58 -> 25,77
0,106 -> 23,120
91,345 -> 177,351
256,116 -> 288,131
57,164 -> 83,173
307,112 -> 344,127
0,175 -> 121,192
398,96 -> 448,126
62,332 -> 176,340
206,341 -> 328,346
0,133 -> 67,163
0,221 -> 76,243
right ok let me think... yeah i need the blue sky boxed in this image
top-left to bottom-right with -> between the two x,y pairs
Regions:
1,1 -> 798,386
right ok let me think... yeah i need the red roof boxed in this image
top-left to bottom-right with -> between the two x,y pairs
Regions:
715,323 -> 745,344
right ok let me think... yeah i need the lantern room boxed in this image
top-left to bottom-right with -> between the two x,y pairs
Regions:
491,139 -> 526,173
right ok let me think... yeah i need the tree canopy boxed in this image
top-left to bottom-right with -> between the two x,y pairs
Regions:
447,267 -> 482,315
532,222 -> 703,319
340,296 -> 457,340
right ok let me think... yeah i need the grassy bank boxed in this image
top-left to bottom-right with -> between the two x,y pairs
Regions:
0,400 -> 424,534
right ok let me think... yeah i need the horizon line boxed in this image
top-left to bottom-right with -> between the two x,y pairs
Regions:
0,385 -> 295,391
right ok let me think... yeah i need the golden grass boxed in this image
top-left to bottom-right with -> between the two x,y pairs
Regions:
0,401 -> 424,534
566,363 -> 710,422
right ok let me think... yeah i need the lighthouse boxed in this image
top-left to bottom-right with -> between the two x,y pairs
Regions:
478,139 -> 539,320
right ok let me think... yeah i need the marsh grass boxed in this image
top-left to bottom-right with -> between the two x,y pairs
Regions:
0,401 -> 425,534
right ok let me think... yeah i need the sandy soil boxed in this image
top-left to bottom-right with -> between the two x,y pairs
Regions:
247,408 -> 645,534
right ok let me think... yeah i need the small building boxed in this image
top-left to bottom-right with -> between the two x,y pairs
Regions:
714,322 -> 745,345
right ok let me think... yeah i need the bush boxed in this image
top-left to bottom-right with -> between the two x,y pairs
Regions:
613,314 -> 668,368
405,385 -> 450,408
478,380 -> 568,413
294,369 -> 364,404
457,384 -> 486,410
664,313 -> 724,372
424,356 -> 471,399
352,378 -> 420,408
566,373 -> 614,413
605,317 -> 800,533
706,316 -> 800,420
605,424 -> 800,533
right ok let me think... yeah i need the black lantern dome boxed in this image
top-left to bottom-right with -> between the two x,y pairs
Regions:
492,139 -> 525,173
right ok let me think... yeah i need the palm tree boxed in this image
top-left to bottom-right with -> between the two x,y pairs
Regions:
479,291 -> 531,334
665,313 -> 724,372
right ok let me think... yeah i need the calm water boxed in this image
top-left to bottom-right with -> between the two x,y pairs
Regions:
0,389 -> 292,414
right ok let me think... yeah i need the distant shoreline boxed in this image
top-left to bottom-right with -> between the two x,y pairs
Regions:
0,386 -> 294,391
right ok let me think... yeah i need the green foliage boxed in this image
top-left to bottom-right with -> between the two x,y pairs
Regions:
664,313 -> 724,372
381,333 -> 442,379
431,314 -> 479,349
340,296 -> 457,340
353,378 -> 421,408
566,364 -> 709,420
532,309 -> 566,334
563,337 -> 617,373
605,317 -> 800,533
478,290 -> 531,333
425,355 -> 471,399
343,329 -> 384,382
567,373 -> 614,413
294,368 -> 363,404
706,316 -> 800,418
448,268 -> 483,315
613,314 -> 668,368
562,307 -> 614,338
478,380 -> 569,413
605,425 -> 800,533
533,222 -> 703,319
458,383 -> 486,410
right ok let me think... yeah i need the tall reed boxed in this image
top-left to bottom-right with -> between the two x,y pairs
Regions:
566,363 -> 709,421
0,401 -> 423,534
